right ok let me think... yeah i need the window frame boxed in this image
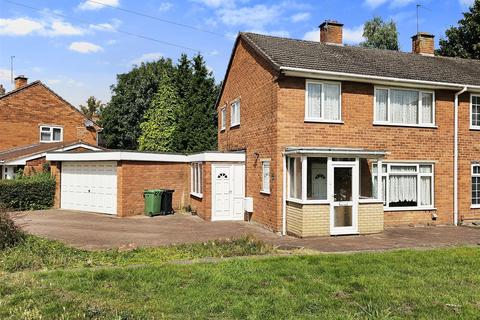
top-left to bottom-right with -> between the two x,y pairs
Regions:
373,162 -> 435,211
39,125 -> 63,143
191,162 -> 203,198
471,164 -> 480,208
261,160 -> 270,194
220,106 -> 226,131
470,94 -> 480,130
373,86 -> 436,128
230,99 -> 240,127
304,79 -> 343,123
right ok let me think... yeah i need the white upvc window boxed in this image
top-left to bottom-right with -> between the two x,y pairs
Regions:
472,164 -> 480,207
374,87 -> 435,127
305,80 -> 342,122
191,162 -> 203,197
261,160 -> 270,194
470,95 -> 480,130
220,107 -> 226,131
230,99 -> 240,127
40,126 -> 63,143
373,162 -> 434,211
287,157 -> 303,200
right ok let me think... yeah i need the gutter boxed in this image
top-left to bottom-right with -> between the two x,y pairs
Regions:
454,86 -> 468,226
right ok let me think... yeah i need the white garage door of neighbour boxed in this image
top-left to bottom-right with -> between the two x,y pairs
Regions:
212,164 -> 245,221
61,161 -> 117,215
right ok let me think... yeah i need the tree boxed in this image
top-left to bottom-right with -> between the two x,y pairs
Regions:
438,0 -> 480,59
138,72 -> 182,152
360,16 -> 399,51
79,96 -> 104,120
100,58 -> 174,149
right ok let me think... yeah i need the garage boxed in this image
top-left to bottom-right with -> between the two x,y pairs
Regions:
61,161 -> 117,215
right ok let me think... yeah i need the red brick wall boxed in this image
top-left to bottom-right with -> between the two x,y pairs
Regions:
458,93 -> 480,222
217,38 -> 279,230
0,83 -> 97,151
189,162 -> 212,220
116,161 -> 190,217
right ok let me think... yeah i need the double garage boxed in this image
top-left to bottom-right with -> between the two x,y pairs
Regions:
46,151 -> 246,221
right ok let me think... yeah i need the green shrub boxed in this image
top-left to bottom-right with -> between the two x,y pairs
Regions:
0,172 -> 55,211
0,208 -> 25,250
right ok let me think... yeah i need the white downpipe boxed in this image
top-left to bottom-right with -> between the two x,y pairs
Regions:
454,86 -> 468,226
282,153 -> 287,235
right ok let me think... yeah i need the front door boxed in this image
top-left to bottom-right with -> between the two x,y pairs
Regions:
212,164 -> 245,221
330,163 -> 358,235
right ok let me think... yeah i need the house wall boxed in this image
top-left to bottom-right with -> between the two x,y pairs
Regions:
458,93 -> 480,222
116,161 -> 190,217
217,38 -> 279,230
0,83 -> 97,151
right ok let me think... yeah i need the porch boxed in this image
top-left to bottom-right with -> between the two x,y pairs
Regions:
283,147 -> 386,237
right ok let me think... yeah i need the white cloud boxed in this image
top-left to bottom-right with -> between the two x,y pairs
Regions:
106,39 -> 117,45
364,0 -> 415,9
343,25 -> 365,44
209,49 -> 220,56
46,79 -> 61,85
193,0 -> 236,8
69,41 -> 103,53
303,25 -> 365,45
459,0 -> 474,7
78,0 -> 119,11
131,52 -> 164,65
291,12 -> 310,23
47,20 -> 84,36
217,4 -> 282,29
0,18 -> 43,36
158,2 -> 173,12
89,19 -> 121,32
0,68 -> 10,82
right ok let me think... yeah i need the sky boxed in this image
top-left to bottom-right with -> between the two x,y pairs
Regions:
0,0 -> 476,107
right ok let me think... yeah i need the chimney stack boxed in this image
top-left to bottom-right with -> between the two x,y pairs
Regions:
14,75 -> 28,89
319,20 -> 343,45
0,84 -> 5,96
412,32 -> 435,56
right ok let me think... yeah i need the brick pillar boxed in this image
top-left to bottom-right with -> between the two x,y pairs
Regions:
50,161 -> 61,208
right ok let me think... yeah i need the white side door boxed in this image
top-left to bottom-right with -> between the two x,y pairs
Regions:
212,163 -> 245,221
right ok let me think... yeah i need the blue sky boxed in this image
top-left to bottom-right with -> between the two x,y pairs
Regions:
0,0 -> 475,107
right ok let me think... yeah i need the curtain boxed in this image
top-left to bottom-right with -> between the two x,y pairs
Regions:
390,89 -> 418,124
375,89 -> 388,121
420,176 -> 432,206
389,175 -> 417,203
421,93 -> 433,124
307,83 -> 321,119
324,84 -> 340,120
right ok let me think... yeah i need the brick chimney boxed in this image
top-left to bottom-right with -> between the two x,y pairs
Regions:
412,32 -> 435,56
14,75 -> 28,89
319,20 -> 343,45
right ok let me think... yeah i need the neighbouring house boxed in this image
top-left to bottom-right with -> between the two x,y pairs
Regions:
0,76 -> 102,179
46,20 -> 480,237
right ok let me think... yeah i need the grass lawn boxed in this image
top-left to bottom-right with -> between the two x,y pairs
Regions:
1,237 -> 480,319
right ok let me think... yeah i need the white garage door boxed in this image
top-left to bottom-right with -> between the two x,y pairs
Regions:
61,161 -> 117,215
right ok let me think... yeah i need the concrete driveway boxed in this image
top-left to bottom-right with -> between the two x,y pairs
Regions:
12,209 -> 480,252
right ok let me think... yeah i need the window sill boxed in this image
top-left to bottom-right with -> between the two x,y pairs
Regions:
470,205 -> 480,209
40,140 -> 64,143
286,198 -> 329,205
220,128 -> 225,132
373,122 -> 437,129
470,126 -> 480,131
304,119 -> 344,124
190,192 -> 203,199
359,198 -> 384,204
260,190 -> 270,195
230,124 -> 240,129
384,207 -> 437,212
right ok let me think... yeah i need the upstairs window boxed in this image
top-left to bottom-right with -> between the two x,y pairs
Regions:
305,80 -> 341,122
40,126 -> 63,143
191,163 -> 203,197
231,99 -> 240,127
374,88 -> 435,126
471,95 -> 480,129
220,107 -> 226,131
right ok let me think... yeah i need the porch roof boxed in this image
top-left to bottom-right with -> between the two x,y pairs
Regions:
284,147 -> 386,158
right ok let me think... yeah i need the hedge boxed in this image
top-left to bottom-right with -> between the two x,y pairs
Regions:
0,173 -> 56,211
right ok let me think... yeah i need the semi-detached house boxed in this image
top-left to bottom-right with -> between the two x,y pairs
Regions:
47,20 -> 480,237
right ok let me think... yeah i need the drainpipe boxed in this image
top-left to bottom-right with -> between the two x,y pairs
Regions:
454,86 -> 468,226
282,152 -> 287,235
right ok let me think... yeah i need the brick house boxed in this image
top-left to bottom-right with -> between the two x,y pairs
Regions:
0,76 -> 102,179
46,21 -> 480,238
215,21 -> 480,236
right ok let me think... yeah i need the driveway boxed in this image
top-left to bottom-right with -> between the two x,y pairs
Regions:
12,209 -> 480,252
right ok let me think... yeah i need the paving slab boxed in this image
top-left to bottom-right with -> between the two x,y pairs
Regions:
11,209 -> 480,252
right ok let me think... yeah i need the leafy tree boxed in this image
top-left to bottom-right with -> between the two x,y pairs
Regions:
138,72 -> 182,152
438,0 -> 480,59
79,96 -> 104,120
100,58 -> 174,149
360,16 -> 399,51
